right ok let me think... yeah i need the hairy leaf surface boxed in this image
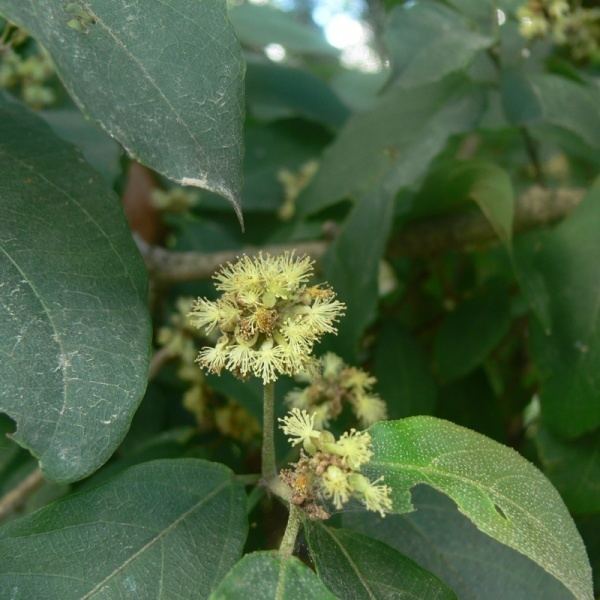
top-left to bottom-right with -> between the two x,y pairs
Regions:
366,418 -> 593,600
210,551 -> 335,600
344,485 -> 573,600
306,522 -> 457,599
0,459 -> 248,599
0,95 -> 150,482
0,0 -> 245,212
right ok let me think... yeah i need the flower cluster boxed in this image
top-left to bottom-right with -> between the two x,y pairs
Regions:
0,27 -> 56,109
286,353 -> 387,429
517,0 -> 600,63
157,297 -> 259,442
278,408 -> 392,519
189,252 -> 345,384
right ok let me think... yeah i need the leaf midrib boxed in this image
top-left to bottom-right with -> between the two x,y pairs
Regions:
369,459 -> 574,596
80,479 -> 229,599
371,459 -> 560,549
1,149 -> 141,455
321,527 -> 376,600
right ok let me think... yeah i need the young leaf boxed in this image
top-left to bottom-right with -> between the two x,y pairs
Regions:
384,2 -> 492,88
306,522 -> 457,599
229,4 -> 337,57
501,72 -> 600,153
466,163 -> 514,246
410,160 -> 514,245
434,282 -> 511,382
305,78 -> 484,354
0,95 -> 150,482
323,188 -> 395,360
40,108 -> 121,185
365,417 -> 593,600
246,62 -> 349,130
535,427 -> 600,516
515,182 -> 600,438
344,485 -> 574,600
0,0 -> 245,212
0,459 -> 248,599
300,76 -> 485,216
210,551 -> 335,600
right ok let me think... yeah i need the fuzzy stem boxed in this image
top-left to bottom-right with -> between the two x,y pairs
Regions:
261,382 -> 277,483
279,504 -> 302,557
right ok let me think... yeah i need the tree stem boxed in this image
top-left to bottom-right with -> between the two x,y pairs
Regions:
261,382 -> 277,483
279,504 -> 302,558
136,187 -> 583,283
0,468 -> 44,521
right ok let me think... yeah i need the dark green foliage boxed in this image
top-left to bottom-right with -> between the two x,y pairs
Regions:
0,0 -> 598,597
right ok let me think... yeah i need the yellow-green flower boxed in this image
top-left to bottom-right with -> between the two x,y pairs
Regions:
279,407 -> 321,452
189,252 -> 345,383
285,352 -> 387,428
278,409 -> 393,519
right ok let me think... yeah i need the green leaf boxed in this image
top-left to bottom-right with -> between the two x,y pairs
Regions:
0,459 -> 248,599
515,182 -> 600,438
0,0 -> 245,211
384,2 -> 492,88
365,417 -> 593,600
468,164 -> 514,245
323,188 -> 395,360
200,119 -> 330,213
304,78 -> 483,353
434,282 -> 511,382
501,72 -> 600,152
411,160 -> 514,244
447,0 -> 523,18
301,76 -> 484,216
306,522 -> 457,599
0,416 -> 25,484
577,515 -> 600,596
246,62 -> 349,130
0,416 -> 70,520
210,551 -> 335,600
243,120 -> 330,212
206,372 -> 263,422
331,68 -> 389,112
40,108 -> 121,185
373,324 -> 437,418
437,370 -> 506,443
344,485 -> 574,600
0,95 -> 150,482
535,427 -> 600,516
229,4 -> 336,57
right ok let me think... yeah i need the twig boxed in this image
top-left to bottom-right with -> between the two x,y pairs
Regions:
0,468 -> 44,521
236,474 -> 261,485
148,345 -> 175,380
391,186 -> 584,258
279,504 -> 302,558
135,235 -> 327,284
136,187 -> 584,282
0,350 -> 174,520
261,382 -> 277,484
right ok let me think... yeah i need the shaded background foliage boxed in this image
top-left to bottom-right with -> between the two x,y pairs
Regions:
0,0 -> 599,598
